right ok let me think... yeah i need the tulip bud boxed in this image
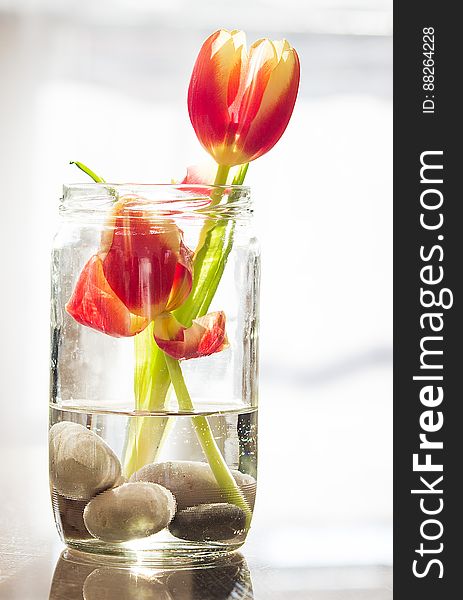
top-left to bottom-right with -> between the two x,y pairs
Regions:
188,29 -> 300,167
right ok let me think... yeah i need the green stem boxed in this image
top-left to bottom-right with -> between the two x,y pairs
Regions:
122,326 -> 172,476
174,163 -> 247,325
164,354 -> 252,527
194,164 -> 231,257
233,163 -> 249,184
70,161 -> 106,183
70,161 -> 117,199
213,164 -> 231,187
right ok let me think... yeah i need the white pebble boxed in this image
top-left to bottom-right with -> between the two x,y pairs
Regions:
83,482 -> 176,543
49,422 -> 122,500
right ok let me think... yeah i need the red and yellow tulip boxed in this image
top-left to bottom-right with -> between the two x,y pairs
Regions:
66,196 -> 228,360
188,29 -> 300,167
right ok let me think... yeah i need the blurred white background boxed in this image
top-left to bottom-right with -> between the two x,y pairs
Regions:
0,0 -> 392,571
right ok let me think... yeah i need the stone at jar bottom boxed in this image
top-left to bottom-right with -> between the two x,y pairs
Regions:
83,482 -> 176,543
50,421 -> 256,545
169,503 -> 247,542
49,422 -> 122,500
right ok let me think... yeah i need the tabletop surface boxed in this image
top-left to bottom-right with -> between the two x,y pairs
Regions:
1,548 -> 392,600
0,445 -> 392,600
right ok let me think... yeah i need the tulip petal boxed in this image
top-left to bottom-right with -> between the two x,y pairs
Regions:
180,163 -> 236,199
65,255 -> 148,337
153,311 -> 228,360
233,38 -> 277,126
101,196 -> 193,320
240,42 -> 300,162
227,30 -> 247,106
188,30 -> 245,163
180,163 -> 219,198
165,240 -> 194,312
181,163 -> 218,185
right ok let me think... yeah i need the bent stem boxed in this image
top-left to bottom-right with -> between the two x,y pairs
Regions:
70,161 -> 106,183
70,161 -> 117,198
164,354 -> 252,528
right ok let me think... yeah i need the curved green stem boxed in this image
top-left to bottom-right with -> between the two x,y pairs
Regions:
70,161 -> 106,183
164,354 -> 252,527
70,161 -> 117,199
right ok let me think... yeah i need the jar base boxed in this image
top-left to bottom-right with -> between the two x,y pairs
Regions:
65,539 -> 246,567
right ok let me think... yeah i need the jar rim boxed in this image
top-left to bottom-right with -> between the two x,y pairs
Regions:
61,183 -> 252,222
64,182 -> 250,190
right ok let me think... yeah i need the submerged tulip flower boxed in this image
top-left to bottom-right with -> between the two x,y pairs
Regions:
66,195 -> 229,361
154,311 -> 228,361
100,197 -> 194,321
188,29 -> 300,167
66,255 -> 149,338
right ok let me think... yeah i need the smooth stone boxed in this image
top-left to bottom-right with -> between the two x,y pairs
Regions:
168,503 -> 246,542
49,422 -> 122,500
83,568 -> 170,600
83,482 -> 176,543
130,461 -> 256,510
52,491 -> 92,540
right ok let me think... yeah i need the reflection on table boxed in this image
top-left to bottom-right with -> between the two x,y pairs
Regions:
49,550 -> 253,600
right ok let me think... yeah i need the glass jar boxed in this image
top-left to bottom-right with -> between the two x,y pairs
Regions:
49,184 -> 260,560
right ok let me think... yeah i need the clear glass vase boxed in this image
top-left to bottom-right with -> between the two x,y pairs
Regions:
49,183 -> 259,561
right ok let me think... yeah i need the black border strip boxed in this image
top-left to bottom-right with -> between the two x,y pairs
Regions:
394,1 -> 460,595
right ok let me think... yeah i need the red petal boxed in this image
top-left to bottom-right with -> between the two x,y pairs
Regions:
65,255 -> 148,337
181,163 -> 218,186
165,240 -> 194,312
153,311 -> 228,360
232,39 -> 277,129
101,196 -> 193,320
180,163 -> 237,204
188,30 -> 245,163
179,163 -> 218,200
195,311 -> 229,356
227,31 -> 247,106
240,44 -> 300,162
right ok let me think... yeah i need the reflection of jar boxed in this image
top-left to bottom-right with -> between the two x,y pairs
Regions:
50,184 -> 259,558
49,550 -> 253,600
